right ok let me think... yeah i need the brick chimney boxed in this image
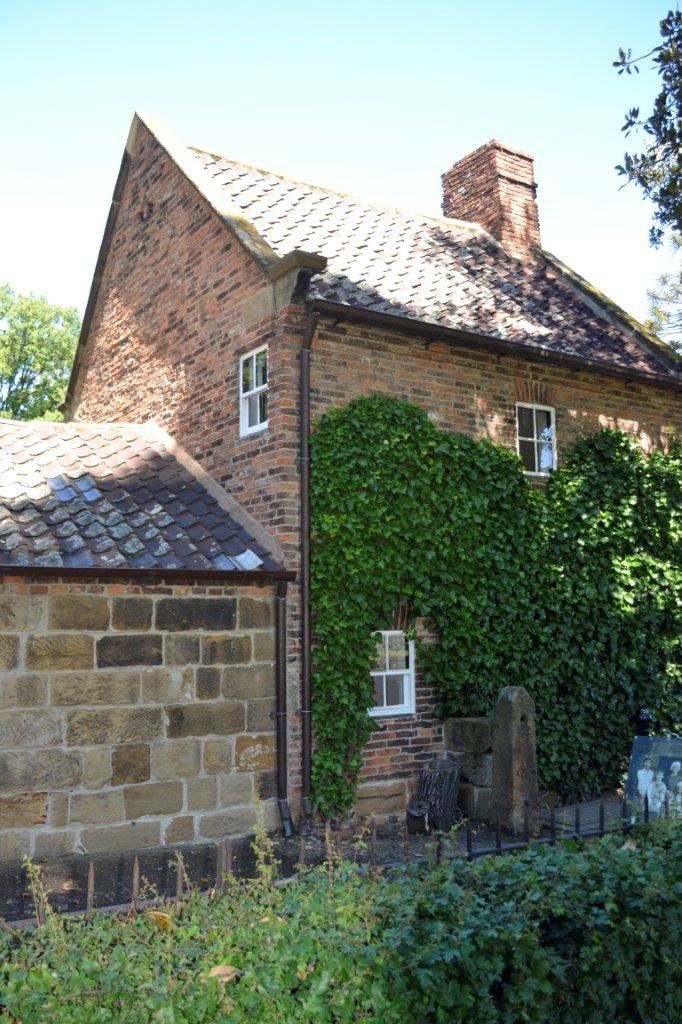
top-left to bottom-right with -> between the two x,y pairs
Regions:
441,140 -> 541,260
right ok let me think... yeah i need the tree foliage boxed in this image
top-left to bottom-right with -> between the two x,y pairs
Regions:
646,234 -> 682,354
614,10 -> 682,246
0,284 -> 80,420
310,396 -> 681,816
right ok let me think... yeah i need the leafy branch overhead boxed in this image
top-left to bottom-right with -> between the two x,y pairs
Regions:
310,396 -> 681,817
0,284 -> 80,421
614,10 -> 682,246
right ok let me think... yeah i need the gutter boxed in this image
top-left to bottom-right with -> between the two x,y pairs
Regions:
0,564 -> 295,585
310,299 -> 682,394
275,581 -> 295,836
298,309 -> 320,835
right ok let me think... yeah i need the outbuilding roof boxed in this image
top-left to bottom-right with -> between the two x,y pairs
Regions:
0,420 -> 287,578
188,144 -> 678,379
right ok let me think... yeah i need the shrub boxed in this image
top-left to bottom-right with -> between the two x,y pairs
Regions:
1,820 -> 680,1023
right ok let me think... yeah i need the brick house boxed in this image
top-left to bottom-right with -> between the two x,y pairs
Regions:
57,113 -> 682,835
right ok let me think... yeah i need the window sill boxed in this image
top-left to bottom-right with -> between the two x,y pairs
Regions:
239,424 -> 269,441
368,707 -> 416,719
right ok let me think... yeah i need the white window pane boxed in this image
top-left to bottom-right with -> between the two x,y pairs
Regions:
258,391 -> 268,423
519,439 -> 536,472
372,635 -> 386,671
387,633 -> 408,670
247,394 -> 260,428
517,406 -> 534,438
538,438 -> 554,471
535,408 -> 552,437
242,356 -> 254,393
385,674 -> 405,707
256,349 -> 267,387
372,675 -> 385,706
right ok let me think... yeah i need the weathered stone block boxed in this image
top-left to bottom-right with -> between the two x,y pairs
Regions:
253,633 -> 275,662
80,821 -> 160,854
112,598 -> 152,632
0,793 -> 47,827
167,702 -> 245,738
355,780 -> 407,816
220,772 -> 253,807
165,815 -> 195,845
196,667 -> 221,699
187,776 -> 217,810
256,770 -> 276,801
0,710 -> 63,749
203,738 -> 231,775
0,829 -> 30,862
150,739 -> 200,781
49,594 -> 110,631
444,717 -> 492,754
238,598 -> 273,629
199,806 -> 256,839
66,707 -> 163,746
223,664 -> 274,700
0,673 -> 47,708
490,686 -> 538,834
0,595 -> 43,631
458,782 -> 492,822
450,751 -> 493,787
82,747 -> 112,788
51,670 -> 140,706
0,636 -> 20,670
111,744 -> 149,786
201,635 -> 251,666
69,790 -> 125,825
234,734 -> 275,772
246,698 -> 275,732
49,792 -> 69,826
141,667 -> 191,703
0,748 -> 81,792
97,635 -> 162,668
124,781 -> 183,819
164,634 -> 200,666
156,598 -> 236,633
27,634 -> 93,671
34,830 -> 76,859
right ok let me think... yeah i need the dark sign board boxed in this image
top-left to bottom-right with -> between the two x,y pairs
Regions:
625,735 -> 682,821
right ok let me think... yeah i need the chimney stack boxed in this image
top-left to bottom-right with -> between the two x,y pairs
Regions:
441,140 -> 541,260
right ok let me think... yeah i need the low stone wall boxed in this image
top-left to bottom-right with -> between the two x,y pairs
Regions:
0,576 -> 277,862
444,715 -> 492,821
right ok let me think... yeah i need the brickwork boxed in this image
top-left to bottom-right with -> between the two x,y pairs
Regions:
441,140 -> 541,259
0,577 -> 277,862
67,124 -> 681,821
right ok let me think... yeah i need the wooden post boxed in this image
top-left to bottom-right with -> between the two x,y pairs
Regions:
86,862 -> 95,919
131,856 -> 140,913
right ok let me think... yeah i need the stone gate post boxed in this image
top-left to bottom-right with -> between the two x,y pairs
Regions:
489,686 -> 538,834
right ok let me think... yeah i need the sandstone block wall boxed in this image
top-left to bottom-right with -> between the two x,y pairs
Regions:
0,577 -> 277,862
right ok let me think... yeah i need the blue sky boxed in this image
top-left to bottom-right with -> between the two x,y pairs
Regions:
0,0 -> 673,321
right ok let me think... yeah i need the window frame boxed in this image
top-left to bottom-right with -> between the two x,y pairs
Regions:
515,402 -> 557,477
239,345 -> 269,438
368,629 -> 416,718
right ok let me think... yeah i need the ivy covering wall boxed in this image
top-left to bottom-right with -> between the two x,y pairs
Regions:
310,395 -> 681,817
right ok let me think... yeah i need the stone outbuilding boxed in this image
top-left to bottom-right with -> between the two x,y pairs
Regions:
0,419 -> 294,863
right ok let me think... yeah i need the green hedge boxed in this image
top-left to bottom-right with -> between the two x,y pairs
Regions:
309,396 -> 681,815
1,821 -> 680,1023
